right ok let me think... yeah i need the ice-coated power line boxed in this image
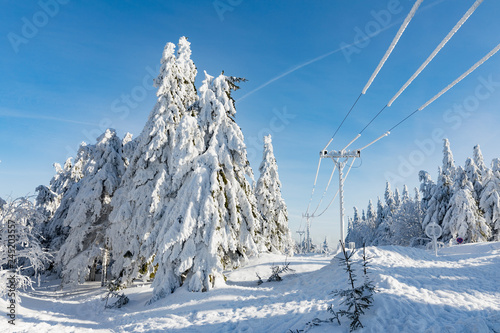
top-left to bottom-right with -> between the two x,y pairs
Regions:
362,0 -> 424,94
388,0 -> 484,107
324,0 -> 424,151
390,42 -> 500,131
357,0 -> 485,137
305,158 -> 323,215
419,42 -> 500,111
323,92 -> 362,151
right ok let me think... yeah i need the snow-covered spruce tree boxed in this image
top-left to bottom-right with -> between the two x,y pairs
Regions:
422,168 -> 444,230
442,138 -> 456,179
363,200 -> 377,245
35,158 -> 73,236
35,185 -> 58,223
384,181 -> 396,217
373,183 -> 394,245
390,186 -> 424,246
480,158 -> 500,240
39,144 -> 96,251
107,37 -> 199,285
442,167 -> 490,243
422,140 -> 456,239
418,170 -> 435,213
369,198 -> 385,245
394,188 -> 401,209
464,157 -> 483,202
346,207 -> 364,247
0,197 -> 50,299
145,72 -> 262,300
473,144 -> 488,175
401,185 -> 410,203
322,237 -> 330,254
36,156 -> 79,225
55,129 -> 127,285
255,134 -> 293,253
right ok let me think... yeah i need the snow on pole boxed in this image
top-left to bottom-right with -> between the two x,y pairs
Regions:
419,42 -> 500,111
388,0 -> 484,107
362,0 -> 424,95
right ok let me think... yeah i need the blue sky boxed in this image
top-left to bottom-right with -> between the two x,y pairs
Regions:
1,0 -> 500,244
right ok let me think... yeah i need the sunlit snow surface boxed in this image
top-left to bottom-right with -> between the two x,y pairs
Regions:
2,242 -> 499,332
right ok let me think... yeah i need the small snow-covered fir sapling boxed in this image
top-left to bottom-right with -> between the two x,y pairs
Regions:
267,259 -> 294,282
328,241 -> 375,332
256,258 -> 295,285
322,237 -> 329,254
102,278 -> 129,309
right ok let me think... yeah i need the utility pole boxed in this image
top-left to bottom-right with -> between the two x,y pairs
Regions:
296,230 -> 305,253
320,148 -> 360,243
302,213 -> 312,252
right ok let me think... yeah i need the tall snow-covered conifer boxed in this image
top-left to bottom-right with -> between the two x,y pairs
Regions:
362,200 -> 377,245
390,186 -> 423,246
422,140 -> 456,237
145,71 -> 263,300
40,144 -> 95,251
442,138 -> 456,179
480,158 -> 500,240
443,167 -> 490,243
464,157 -> 482,202
374,183 -> 394,245
56,129 -> 127,285
384,182 -> 395,217
418,170 -> 435,213
473,145 -> 487,174
255,135 -> 293,253
107,37 -> 199,284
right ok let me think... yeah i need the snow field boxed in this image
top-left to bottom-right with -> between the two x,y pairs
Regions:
1,242 -> 499,332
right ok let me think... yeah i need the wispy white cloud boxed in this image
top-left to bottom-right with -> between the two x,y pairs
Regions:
0,107 -> 99,127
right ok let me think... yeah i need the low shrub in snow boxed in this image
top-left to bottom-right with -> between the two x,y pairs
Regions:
256,259 -> 295,285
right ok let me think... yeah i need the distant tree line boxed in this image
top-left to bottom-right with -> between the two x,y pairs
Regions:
347,139 -> 499,247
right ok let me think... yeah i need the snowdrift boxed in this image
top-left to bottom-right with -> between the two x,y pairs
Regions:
1,242 -> 499,332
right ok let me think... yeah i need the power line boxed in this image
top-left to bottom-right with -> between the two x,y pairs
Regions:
331,93 -> 362,139
362,0 -> 425,94
357,0 -> 484,136
388,0 -> 484,107
419,42 -> 500,111
390,41 -> 500,132
323,0 -> 424,151
389,109 -> 419,132
359,105 -> 387,135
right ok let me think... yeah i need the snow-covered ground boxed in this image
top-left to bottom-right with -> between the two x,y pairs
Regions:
2,242 -> 499,333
